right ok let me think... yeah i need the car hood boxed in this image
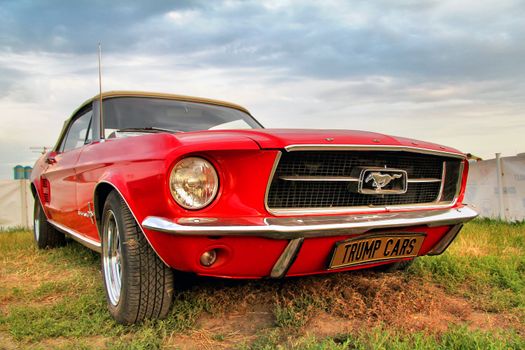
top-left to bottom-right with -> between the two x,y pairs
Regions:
175,129 -> 464,156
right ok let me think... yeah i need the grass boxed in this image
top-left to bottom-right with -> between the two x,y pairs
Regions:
0,220 -> 523,349
242,326 -> 525,350
410,219 -> 525,314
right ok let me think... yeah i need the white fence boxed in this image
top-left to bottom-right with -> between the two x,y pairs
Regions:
465,154 -> 525,221
0,180 -> 33,229
0,155 -> 523,229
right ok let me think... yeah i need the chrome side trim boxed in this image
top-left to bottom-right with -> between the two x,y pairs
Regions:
77,202 -> 95,223
48,219 -> 102,253
284,144 -> 466,159
142,205 -> 478,240
270,238 -> 304,278
427,224 -> 463,255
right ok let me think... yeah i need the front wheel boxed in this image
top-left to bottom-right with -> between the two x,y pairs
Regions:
101,191 -> 174,324
33,199 -> 66,249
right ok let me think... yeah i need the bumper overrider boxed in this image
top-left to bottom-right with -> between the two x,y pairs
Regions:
142,205 -> 478,278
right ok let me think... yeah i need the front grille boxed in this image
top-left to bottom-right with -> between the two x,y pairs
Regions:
266,150 -> 462,210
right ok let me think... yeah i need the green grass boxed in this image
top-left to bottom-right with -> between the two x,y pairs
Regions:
0,220 -> 524,349
410,219 -> 525,313
242,326 -> 525,350
0,231 -> 227,348
328,326 -> 523,350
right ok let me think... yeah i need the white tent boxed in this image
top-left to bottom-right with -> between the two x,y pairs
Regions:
0,179 -> 33,229
465,153 -> 525,221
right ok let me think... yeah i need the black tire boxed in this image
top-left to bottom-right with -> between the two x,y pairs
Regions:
101,191 -> 174,324
33,199 -> 66,249
373,259 -> 414,273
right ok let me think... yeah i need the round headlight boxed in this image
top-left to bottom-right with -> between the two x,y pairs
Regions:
169,157 -> 219,210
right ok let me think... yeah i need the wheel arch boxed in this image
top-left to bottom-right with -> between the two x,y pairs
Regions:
93,180 -> 170,266
93,182 -> 116,234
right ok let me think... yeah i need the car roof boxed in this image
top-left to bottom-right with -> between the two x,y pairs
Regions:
74,90 -> 252,117
54,91 -> 254,152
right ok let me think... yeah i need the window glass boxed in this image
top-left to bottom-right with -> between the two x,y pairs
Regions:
102,97 -> 262,137
62,110 -> 93,152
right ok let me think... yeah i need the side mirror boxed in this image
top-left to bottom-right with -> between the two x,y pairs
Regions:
45,151 -> 58,165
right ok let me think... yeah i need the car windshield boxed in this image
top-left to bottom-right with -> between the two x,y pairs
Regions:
102,97 -> 262,138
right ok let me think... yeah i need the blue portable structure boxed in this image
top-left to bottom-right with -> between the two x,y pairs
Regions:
24,166 -> 32,179
13,165 -> 24,180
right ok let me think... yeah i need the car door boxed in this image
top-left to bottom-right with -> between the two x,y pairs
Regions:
43,107 -> 93,230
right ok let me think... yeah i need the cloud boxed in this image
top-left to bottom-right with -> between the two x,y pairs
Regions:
0,0 -> 524,177
0,1 -> 197,52
3,0 -> 525,81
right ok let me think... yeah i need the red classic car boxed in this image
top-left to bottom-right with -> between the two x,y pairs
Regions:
31,91 -> 478,324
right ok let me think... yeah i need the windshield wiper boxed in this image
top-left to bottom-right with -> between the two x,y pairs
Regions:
150,127 -> 184,133
117,127 -> 184,134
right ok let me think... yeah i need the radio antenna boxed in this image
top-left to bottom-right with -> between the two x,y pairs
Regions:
98,43 -> 104,140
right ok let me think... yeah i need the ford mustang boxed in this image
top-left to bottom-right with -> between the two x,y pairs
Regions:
31,91 -> 478,324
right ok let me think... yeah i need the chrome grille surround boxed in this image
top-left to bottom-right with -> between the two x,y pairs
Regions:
265,145 -> 465,215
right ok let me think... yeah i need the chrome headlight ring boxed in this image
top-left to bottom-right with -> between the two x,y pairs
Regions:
169,157 -> 219,210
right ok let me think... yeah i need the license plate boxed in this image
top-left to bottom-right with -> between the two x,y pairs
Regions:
328,233 -> 425,269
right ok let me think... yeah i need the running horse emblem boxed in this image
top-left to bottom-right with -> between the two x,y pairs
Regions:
365,172 -> 403,191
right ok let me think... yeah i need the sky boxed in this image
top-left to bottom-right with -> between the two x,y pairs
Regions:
1,0 -> 524,179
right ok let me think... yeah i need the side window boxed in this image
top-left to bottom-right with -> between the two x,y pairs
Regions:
61,110 -> 93,152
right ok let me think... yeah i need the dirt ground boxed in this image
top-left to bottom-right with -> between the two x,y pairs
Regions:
164,272 -> 524,349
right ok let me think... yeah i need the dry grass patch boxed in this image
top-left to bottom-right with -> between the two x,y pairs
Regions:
163,268 -> 523,349
0,237 -> 98,313
0,331 -> 18,350
270,271 -> 524,336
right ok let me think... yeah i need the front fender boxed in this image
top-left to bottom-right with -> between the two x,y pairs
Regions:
93,175 -> 172,266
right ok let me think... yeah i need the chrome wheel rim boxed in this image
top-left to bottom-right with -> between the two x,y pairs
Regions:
103,210 -> 122,306
33,207 -> 40,242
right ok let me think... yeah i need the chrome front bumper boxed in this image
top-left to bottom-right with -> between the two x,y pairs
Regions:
142,205 -> 478,239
